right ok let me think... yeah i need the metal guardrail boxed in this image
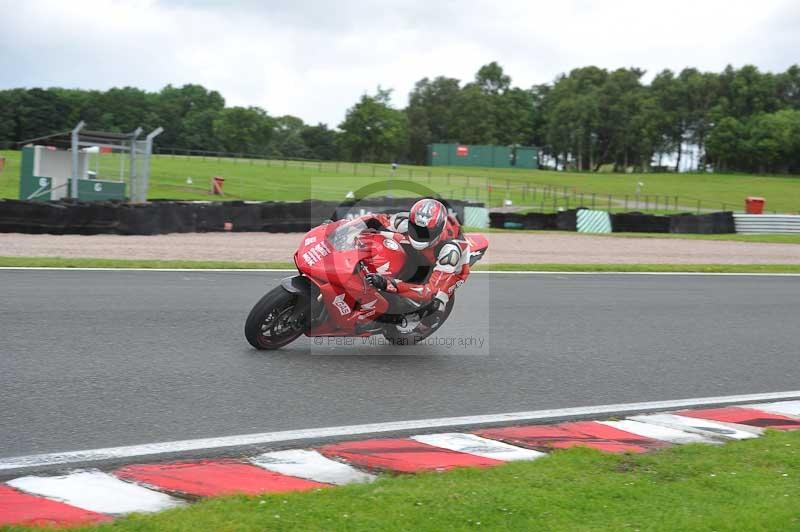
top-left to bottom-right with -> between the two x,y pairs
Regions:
733,214 -> 800,233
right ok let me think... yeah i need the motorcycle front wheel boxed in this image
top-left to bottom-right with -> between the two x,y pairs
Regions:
383,295 -> 455,346
244,286 -> 306,350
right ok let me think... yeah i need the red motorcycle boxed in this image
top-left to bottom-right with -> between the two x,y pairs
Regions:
245,217 -> 489,349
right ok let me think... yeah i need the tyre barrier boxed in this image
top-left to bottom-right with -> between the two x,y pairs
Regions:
670,212 -> 736,234
489,210 -> 735,234
610,212 -> 671,233
490,209 -> 580,231
0,198 -> 484,235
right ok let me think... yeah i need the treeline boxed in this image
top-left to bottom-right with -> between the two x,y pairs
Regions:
1,62 -> 799,173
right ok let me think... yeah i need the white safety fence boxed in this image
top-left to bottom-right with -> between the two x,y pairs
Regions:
733,214 -> 800,234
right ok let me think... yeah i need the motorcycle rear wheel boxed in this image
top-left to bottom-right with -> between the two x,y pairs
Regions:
383,296 -> 455,346
245,286 -> 305,350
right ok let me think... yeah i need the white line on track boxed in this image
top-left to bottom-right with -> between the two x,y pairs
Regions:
2,390 -> 800,472
1,267 -> 799,276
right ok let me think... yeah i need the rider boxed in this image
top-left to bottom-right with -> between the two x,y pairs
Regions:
360,198 -> 471,314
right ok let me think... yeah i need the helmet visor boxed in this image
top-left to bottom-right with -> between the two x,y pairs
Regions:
408,222 -> 430,242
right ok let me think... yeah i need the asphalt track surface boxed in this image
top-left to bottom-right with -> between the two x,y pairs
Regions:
1,269 -> 799,459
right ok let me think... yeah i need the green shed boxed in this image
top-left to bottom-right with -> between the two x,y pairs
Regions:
427,143 -> 538,169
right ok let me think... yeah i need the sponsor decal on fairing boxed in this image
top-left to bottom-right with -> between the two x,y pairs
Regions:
302,241 -> 331,266
332,293 -> 351,315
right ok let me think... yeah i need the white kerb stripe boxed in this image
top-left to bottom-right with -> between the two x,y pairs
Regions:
598,420 -> 720,445
250,449 -> 374,485
746,400 -> 800,418
411,433 -> 545,461
628,414 -> 761,440
7,470 -> 183,514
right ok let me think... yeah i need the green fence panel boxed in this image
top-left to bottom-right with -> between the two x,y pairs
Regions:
428,143 -> 538,168
515,147 -> 539,169
19,175 -> 53,201
76,179 -> 126,201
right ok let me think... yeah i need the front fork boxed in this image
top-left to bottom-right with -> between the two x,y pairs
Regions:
280,276 -> 320,331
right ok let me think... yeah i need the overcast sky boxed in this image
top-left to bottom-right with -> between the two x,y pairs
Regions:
1,0 -> 798,126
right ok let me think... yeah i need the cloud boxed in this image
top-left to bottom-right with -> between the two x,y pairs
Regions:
0,0 -> 798,126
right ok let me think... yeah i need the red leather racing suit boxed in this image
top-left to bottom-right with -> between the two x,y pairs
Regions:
358,211 -> 471,308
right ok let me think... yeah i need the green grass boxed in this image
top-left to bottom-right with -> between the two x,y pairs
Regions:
472,227 -> 800,244
3,150 -> 800,212
596,232 -> 800,244
0,257 -> 294,269
2,256 -> 800,273
480,263 -> 800,273
6,430 -> 798,531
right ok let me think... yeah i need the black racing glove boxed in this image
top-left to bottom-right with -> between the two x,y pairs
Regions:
365,273 -> 388,291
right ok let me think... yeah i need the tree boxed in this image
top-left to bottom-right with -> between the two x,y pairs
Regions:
212,106 -> 274,154
157,84 -> 225,148
745,110 -> 800,173
405,76 -> 461,163
339,88 -> 407,162
705,117 -> 743,171
270,115 -> 311,158
301,124 -> 340,160
475,62 -> 511,95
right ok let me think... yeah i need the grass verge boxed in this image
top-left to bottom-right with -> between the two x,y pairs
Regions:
465,227 -> 800,244
6,430 -> 797,531
480,263 -> 800,273
594,232 -> 800,244
0,257 -> 294,269
2,256 -> 800,273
